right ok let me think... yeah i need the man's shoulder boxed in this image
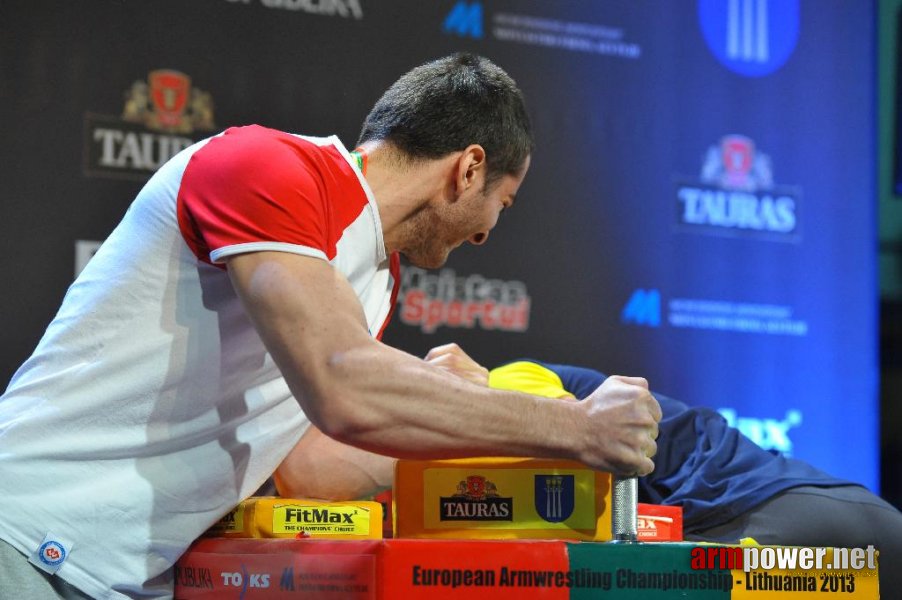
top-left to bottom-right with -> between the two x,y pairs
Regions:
190,125 -> 352,182
213,124 -> 343,156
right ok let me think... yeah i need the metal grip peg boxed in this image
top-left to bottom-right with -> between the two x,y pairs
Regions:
611,475 -> 638,543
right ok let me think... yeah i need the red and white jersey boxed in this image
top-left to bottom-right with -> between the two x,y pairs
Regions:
0,125 -> 399,598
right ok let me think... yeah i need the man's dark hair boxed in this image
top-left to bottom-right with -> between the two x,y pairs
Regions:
358,53 -> 533,184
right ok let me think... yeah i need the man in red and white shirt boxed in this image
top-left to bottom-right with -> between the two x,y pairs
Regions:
0,53 -> 661,598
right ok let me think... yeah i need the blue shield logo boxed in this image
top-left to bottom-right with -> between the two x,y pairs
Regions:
535,475 -> 574,523
698,0 -> 800,77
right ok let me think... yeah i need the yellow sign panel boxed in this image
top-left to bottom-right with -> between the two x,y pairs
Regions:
205,497 -> 382,539
423,468 -> 597,529
731,569 -> 879,598
730,547 -> 879,598
395,458 -> 612,540
270,503 -> 372,536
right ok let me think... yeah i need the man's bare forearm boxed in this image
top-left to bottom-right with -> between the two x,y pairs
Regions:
318,340 -> 583,460
229,251 -> 659,475
228,251 -> 582,460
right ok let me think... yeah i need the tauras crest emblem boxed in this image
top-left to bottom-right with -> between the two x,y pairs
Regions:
122,69 -> 215,134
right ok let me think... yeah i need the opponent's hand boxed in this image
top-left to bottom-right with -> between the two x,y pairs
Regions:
576,376 -> 661,476
424,343 -> 490,387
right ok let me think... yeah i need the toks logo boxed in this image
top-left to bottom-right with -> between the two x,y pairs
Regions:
439,475 -> 513,521
84,69 -> 217,180
221,566 -> 271,591
674,135 -> 801,241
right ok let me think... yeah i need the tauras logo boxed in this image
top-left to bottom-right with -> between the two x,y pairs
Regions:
676,187 -> 796,232
674,135 -> 800,240
84,69 -> 216,180
439,475 -> 513,521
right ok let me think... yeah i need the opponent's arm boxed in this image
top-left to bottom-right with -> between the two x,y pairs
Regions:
423,343 -> 490,386
228,251 -> 659,474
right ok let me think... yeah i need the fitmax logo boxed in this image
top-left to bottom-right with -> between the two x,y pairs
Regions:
719,408 -> 802,454
621,289 -> 661,327
443,1 -> 483,39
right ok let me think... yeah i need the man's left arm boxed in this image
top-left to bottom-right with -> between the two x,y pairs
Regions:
274,344 -> 487,499
274,424 -> 395,500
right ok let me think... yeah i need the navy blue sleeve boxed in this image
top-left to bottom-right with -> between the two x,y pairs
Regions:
496,358 -> 848,531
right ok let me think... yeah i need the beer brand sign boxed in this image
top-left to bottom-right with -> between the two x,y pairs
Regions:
84,69 -> 217,180
423,468 -> 597,530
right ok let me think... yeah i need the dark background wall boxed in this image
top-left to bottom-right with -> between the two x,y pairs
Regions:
879,0 -> 902,510
2,0 -> 895,507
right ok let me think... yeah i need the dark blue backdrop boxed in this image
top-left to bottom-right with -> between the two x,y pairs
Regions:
387,0 -> 879,491
0,0 -> 878,490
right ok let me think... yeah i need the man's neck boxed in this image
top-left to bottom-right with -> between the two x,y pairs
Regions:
356,141 -> 454,253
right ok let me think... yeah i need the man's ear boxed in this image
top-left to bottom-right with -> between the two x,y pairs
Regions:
454,144 -> 487,195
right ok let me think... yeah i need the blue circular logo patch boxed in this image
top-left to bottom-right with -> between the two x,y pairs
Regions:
698,0 -> 799,77
39,540 -> 67,566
